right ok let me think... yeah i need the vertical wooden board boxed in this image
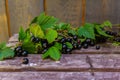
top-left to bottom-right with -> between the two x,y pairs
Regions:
45,0 -> 82,27
0,0 -> 9,42
8,0 -> 43,35
86,0 -> 120,24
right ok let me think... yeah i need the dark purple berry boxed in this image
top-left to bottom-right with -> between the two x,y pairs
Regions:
67,38 -> 72,42
62,44 -> 67,49
83,43 -> 88,49
96,45 -> 100,50
22,50 -> 28,57
77,44 -> 82,49
73,35 -> 77,40
22,58 -> 29,64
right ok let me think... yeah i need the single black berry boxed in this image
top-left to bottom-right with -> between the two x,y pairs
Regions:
72,43 -> 78,49
96,45 -> 100,50
22,50 -> 28,57
31,36 -> 36,42
90,41 -> 95,46
60,38 -> 66,43
83,43 -> 88,49
42,42 -> 48,48
35,37 -> 40,43
73,35 -> 77,40
14,46 -> 22,52
66,48 -> 72,53
106,31 -> 112,35
22,58 -> 29,64
77,44 -> 82,49
62,44 -> 67,49
85,38 -> 91,44
67,38 -> 72,42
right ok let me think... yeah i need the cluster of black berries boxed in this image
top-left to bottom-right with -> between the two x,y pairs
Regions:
106,31 -> 117,36
14,46 -> 29,64
14,46 -> 28,57
31,36 -> 40,43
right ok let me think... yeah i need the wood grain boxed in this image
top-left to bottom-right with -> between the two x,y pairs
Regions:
86,0 -> 120,24
0,0 -> 9,42
45,0 -> 82,27
8,0 -> 43,35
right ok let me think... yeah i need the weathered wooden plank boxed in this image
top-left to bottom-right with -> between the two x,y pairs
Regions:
94,72 -> 120,80
86,0 -> 120,24
0,0 -> 9,42
45,0 -> 82,27
88,54 -> 120,69
0,54 -> 89,72
0,72 -> 92,80
8,0 -> 44,35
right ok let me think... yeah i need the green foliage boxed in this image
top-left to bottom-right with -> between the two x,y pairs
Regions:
95,25 -> 112,37
54,42 -> 62,50
19,27 -> 26,41
30,24 -> 44,38
78,23 -> 95,39
42,46 -> 61,61
45,29 -> 58,43
0,42 -> 14,60
31,13 -> 58,31
68,29 -> 77,35
54,23 -> 70,30
101,20 -> 112,28
65,42 -> 73,49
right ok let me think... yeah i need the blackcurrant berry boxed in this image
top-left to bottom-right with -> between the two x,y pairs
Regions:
62,44 -> 67,49
14,46 -> 22,52
90,41 -> 95,46
73,35 -> 77,40
22,50 -> 28,57
72,43 -> 78,49
31,36 -> 36,42
42,42 -> 48,48
85,38 -> 91,44
35,37 -> 40,43
106,31 -> 112,35
96,45 -> 100,50
83,43 -> 88,49
77,44 -> 82,49
60,38 -> 66,43
22,58 -> 29,64
67,38 -> 72,42
66,48 -> 72,53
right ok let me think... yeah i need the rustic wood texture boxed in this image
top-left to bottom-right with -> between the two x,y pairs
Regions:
45,0 -> 82,27
86,0 -> 120,24
8,0 -> 43,35
0,72 -> 92,80
0,0 -> 9,43
0,72 -> 120,80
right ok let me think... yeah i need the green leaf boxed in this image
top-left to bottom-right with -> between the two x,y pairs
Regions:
78,23 -> 95,39
45,29 -> 58,43
0,42 -> 6,49
54,42 -> 62,50
58,23 -> 70,30
19,27 -> 26,41
30,17 -> 38,24
101,21 -> 112,28
68,29 -> 77,35
22,41 -> 36,54
36,13 -> 58,31
95,26 -> 112,37
30,24 -> 44,38
65,42 -> 73,49
0,48 -> 14,60
42,46 -> 61,61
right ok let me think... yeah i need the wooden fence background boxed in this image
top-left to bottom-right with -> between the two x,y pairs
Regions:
0,0 -> 120,42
